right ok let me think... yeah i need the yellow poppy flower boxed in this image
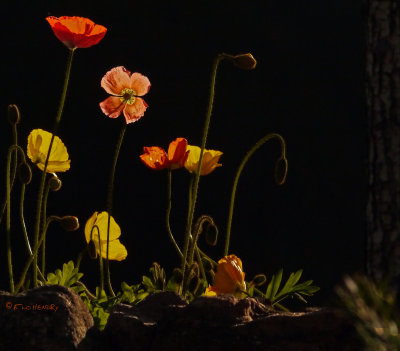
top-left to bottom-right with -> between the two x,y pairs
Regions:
205,254 -> 246,297
27,129 -> 70,173
184,145 -> 223,175
84,211 -> 127,261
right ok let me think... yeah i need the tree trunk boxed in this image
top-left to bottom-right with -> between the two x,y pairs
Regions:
366,0 -> 400,288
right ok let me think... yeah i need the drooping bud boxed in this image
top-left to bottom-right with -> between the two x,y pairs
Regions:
251,274 -> 267,287
58,216 -> 80,231
274,156 -> 288,185
87,240 -> 98,259
232,53 -> 257,70
18,162 -> 32,185
7,104 -> 21,125
205,222 -> 218,246
48,175 -> 62,191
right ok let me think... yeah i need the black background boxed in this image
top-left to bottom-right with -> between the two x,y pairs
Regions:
0,1 -> 366,306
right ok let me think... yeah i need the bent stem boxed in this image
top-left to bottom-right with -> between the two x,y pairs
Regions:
0,118 -> 19,226
15,216 -> 58,293
224,133 -> 287,256
166,170 -> 183,258
91,224 -> 104,293
32,48 -> 75,287
181,54 -> 227,292
105,122 -> 127,297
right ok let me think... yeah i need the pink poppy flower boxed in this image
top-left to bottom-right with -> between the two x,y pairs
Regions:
99,66 -> 151,124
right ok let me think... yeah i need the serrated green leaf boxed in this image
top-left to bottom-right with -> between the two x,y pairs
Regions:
275,270 -> 303,299
270,268 -> 283,301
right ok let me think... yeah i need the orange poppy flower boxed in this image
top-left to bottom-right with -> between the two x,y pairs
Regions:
140,138 -> 189,170
46,16 -> 107,50
100,66 -> 151,124
205,254 -> 246,297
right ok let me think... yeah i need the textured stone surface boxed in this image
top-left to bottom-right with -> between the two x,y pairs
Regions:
0,288 -> 362,350
90,292 -> 362,351
0,285 -> 93,351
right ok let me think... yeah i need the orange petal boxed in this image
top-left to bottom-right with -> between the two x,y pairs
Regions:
167,138 -> 188,165
46,16 -> 106,49
140,146 -> 169,170
99,96 -> 125,118
123,98 -> 148,124
101,66 -> 132,96
130,72 -> 151,96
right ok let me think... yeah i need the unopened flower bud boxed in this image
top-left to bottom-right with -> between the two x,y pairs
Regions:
87,240 -> 98,259
251,274 -> 267,287
232,53 -> 257,70
7,104 -> 21,125
18,162 -> 32,185
48,175 -> 62,191
205,222 -> 218,246
59,216 -> 80,231
274,156 -> 288,185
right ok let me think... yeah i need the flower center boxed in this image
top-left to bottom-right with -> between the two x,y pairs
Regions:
120,88 -> 136,105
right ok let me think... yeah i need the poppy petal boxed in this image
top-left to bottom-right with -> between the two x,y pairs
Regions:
140,146 -> 169,170
100,96 -> 125,118
130,72 -> 151,96
101,66 -> 132,96
123,98 -> 148,124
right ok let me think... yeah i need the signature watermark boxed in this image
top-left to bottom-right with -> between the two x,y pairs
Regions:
5,302 -> 58,312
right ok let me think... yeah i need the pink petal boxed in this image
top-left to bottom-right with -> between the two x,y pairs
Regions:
129,73 -> 151,96
101,66 -> 132,96
99,96 -> 125,118
123,98 -> 148,124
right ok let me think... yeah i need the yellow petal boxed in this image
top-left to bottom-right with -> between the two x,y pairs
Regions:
27,129 -> 70,173
84,211 -> 121,243
184,145 -> 223,175
99,239 -> 128,261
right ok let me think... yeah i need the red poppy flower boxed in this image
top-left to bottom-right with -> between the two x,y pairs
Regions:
140,138 -> 189,170
46,16 -> 107,49
100,66 -> 151,124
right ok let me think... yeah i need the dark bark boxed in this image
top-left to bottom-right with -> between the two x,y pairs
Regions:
366,0 -> 400,288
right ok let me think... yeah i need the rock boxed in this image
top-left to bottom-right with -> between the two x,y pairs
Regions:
0,285 -> 93,351
96,292 -> 362,351
0,289 -> 362,351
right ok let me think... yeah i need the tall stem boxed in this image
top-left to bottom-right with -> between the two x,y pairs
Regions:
32,48 -> 75,287
224,133 -> 287,256
6,147 -> 15,293
181,54 -> 226,291
166,170 -> 183,258
105,122 -> 127,296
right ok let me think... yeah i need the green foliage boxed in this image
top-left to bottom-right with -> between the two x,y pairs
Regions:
336,274 -> 400,351
247,269 -> 320,308
45,260 -> 84,294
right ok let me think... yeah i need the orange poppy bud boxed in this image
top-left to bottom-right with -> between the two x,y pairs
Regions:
205,254 -> 246,297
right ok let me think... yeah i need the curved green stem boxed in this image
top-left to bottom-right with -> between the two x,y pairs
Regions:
19,183 -> 32,256
91,224 -> 104,294
181,54 -> 227,292
6,147 -> 15,293
105,122 -> 127,297
32,48 -> 75,287
75,247 -> 87,272
224,132 -> 287,256
15,216 -> 58,293
166,170 -> 183,258
41,182 -> 51,276
0,121 -> 18,225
